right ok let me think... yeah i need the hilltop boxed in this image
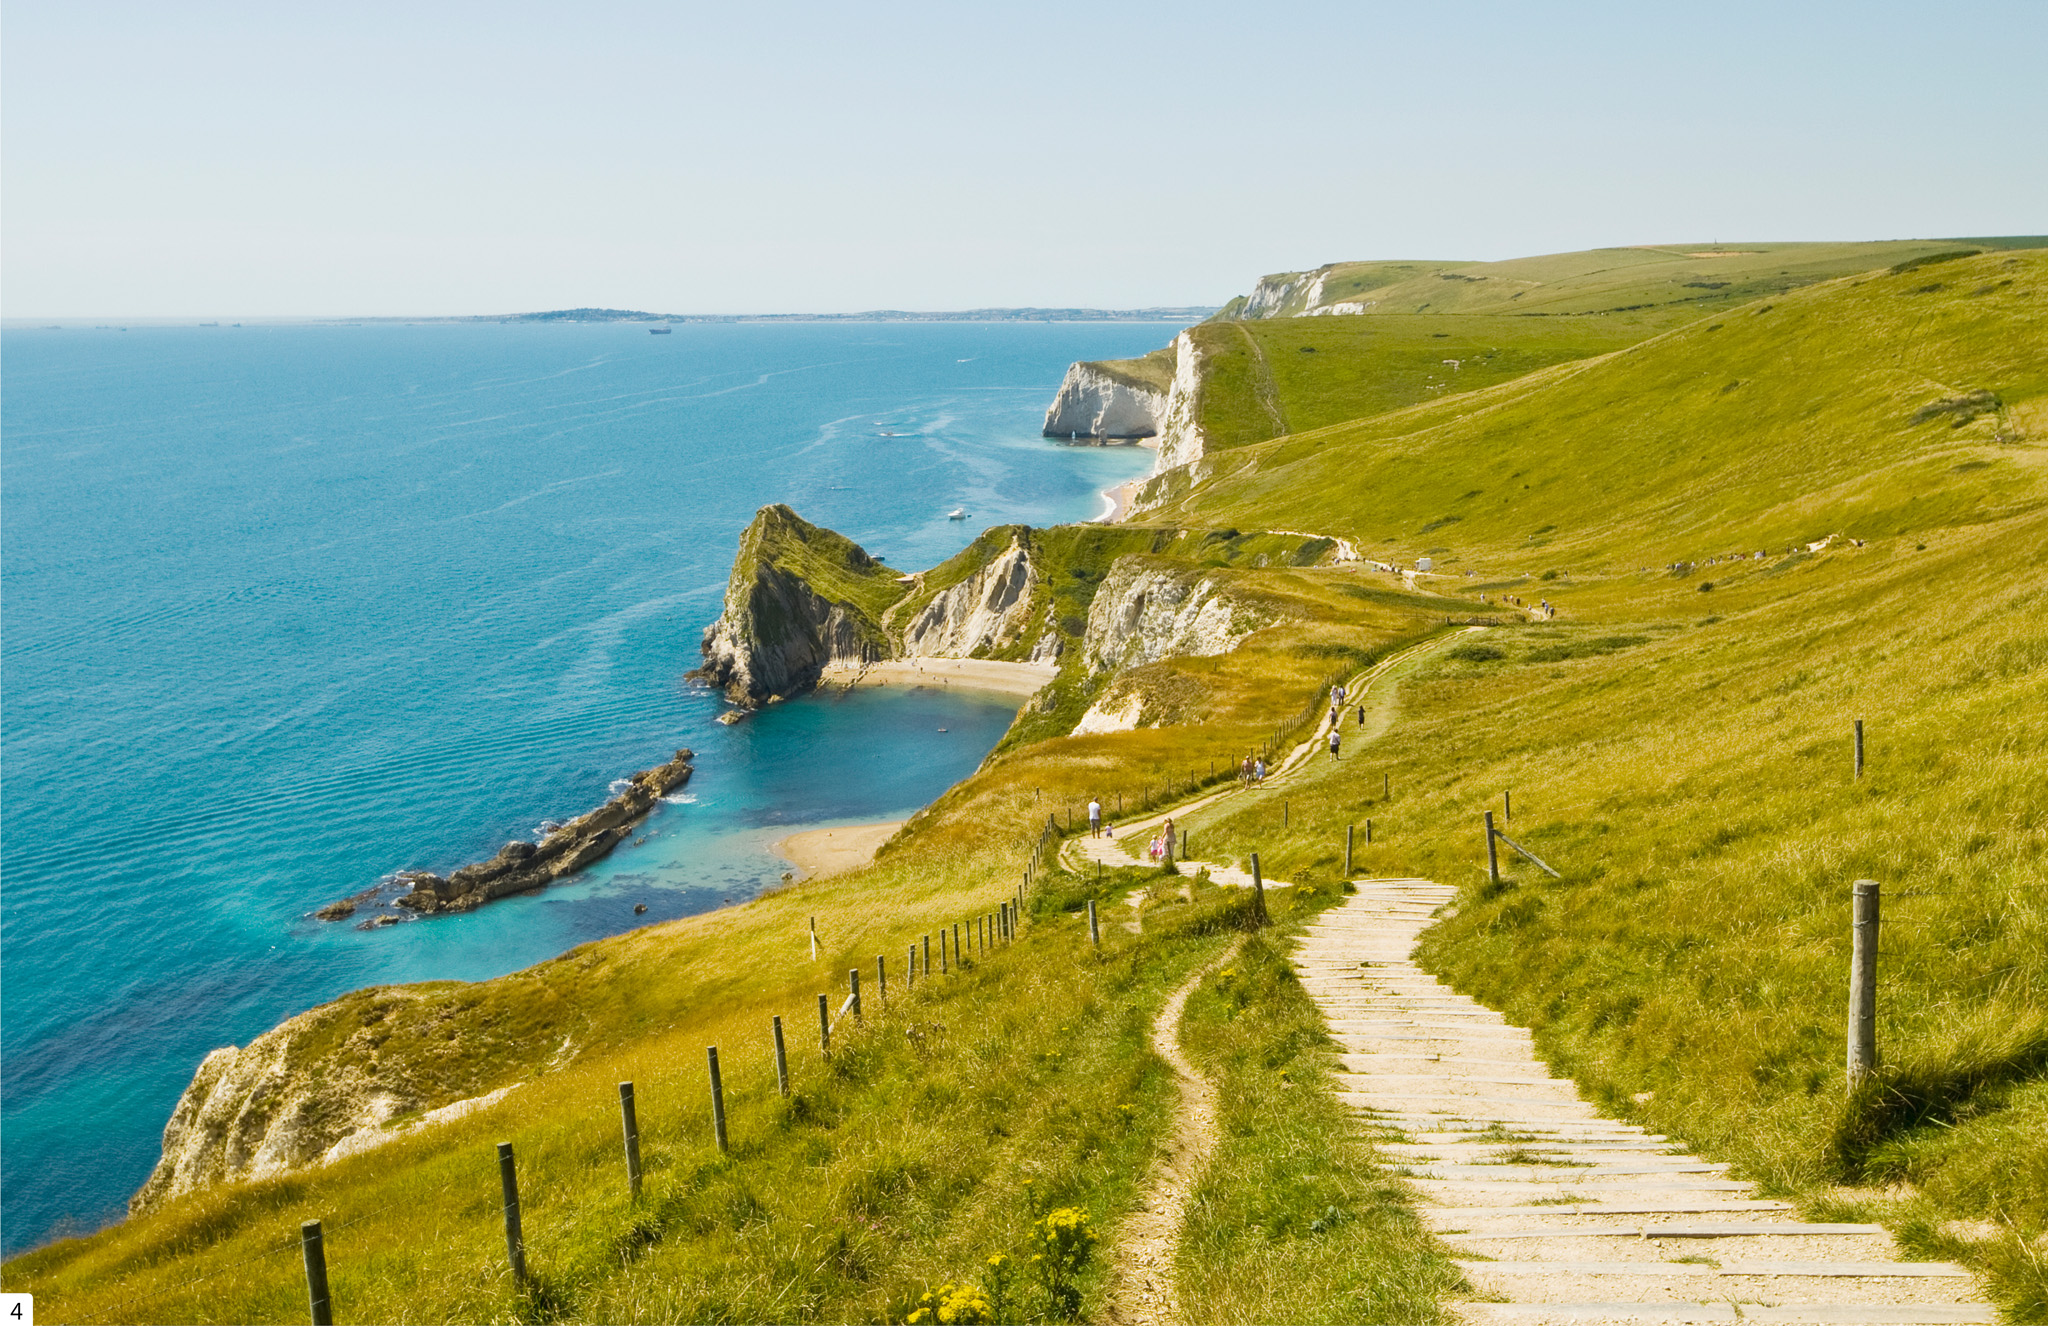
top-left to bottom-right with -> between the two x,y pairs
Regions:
10,243 -> 2045,1324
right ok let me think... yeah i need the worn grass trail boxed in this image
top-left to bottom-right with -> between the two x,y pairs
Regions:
1101,938 -> 1244,1325
1301,881 -> 1996,1326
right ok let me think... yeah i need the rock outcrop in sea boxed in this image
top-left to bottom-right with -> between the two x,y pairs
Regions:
696,504 -> 902,705
314,748 -> 694,922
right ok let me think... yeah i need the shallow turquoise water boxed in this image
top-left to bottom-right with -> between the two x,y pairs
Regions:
0,319 -> 1166,1251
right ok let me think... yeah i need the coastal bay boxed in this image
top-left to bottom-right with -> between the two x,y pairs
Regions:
0,319 -> 1166,1253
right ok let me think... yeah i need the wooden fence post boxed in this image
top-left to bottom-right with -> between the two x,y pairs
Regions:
497,1141 -> 527,1283
1088,899 -> 1100,946
1345,824 -> 1354,877
849,968 -> 862,1020
1284,800 -> 1289,828
1366,818 -> 1373,845
1250,852 -> 1269,924
818,992 -> 832,1055
1505,789 -> 1512,823
923,934 -> 930,978
909,943 -> 918,989
707,1047 -> 729,1153
1855,720 -> 1865,780
1485,811 -> 1500,884
301,1219 -> 333,1326
619,1082 -> 643,1196
809,915 -> 817,961
1848,880 -> 1880,1090
877,955 -> 887,1004
772,1018 -> 790,1098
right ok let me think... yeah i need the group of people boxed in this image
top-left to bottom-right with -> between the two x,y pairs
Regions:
1085,798 -> 1179,862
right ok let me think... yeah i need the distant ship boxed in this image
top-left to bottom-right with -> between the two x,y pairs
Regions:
948,508 -> 967,520
649,326 -> 672,335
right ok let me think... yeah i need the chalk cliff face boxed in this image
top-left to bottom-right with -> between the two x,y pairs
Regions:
1154,331 -> 1209,472
900,538 -> 1038,658
1041,363 -> 1164,439
1080,557 -> 1260,676
131,991 -> 511,1214
697,504 -> 902,704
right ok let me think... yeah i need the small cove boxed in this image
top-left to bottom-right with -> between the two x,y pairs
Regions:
0,319 -> 1167,1251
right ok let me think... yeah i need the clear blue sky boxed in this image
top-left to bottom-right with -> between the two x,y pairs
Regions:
5,0 -> 2043,317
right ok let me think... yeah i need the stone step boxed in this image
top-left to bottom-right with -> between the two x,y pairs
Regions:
1423,1202 -> 1794,1218
1440,1224 -> 1889,1239
1456,1261 -> 1972,1278
1449,1304 -> 1995,1324
1404,1163 -> 1730,1177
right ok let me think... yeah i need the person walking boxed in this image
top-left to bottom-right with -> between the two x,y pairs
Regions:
1087,797 -> 1102,838
1162,817 -> 1176,864
1328,728 -> 1341,758
1333,683 -> 1346,706
1254,756 -> 1267,782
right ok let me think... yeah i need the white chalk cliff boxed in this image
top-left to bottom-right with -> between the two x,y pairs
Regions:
1080,557 -> 1260,676
1153,330 -> 1209,472
1041,364 -> 1164,439
900,538 -> 1039,658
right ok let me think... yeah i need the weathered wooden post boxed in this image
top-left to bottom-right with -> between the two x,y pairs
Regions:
1384,772 -> 1390,798
1250,852 -> 1269,924
1485,811 -> 1500,883
1284,800 -> 1289,828
1854,720 -> 1865,780
707,1047 -> 729,1153
923,933 -> 930,978
1505,789 -> 1512,823
301,1219 -> 333,1326
1345,824 -> 1355,876
908,943 -> 917,988
877,954 -> 887,1004
1088,899 -> 1100,945
849,968 -> 862,1020
1366,818 -> 1373,845
497,1141 -> 527,1283
818,992 -> 832,1055
940,930 -> 949,974
809,915 -> 817,961
1848,880 -> 1880,1090
619,1081 -> 643,1196
772,1018 -> 790,1098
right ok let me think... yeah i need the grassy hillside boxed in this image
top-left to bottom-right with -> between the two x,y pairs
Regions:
10,245 -> 2045,1321
1181,238 -> 2046,452
1143,249 -> 2047,570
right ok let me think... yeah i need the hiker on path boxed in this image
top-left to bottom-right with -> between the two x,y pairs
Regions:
1240,754 -> 1254,786
1162,817 -> 1176,863
1333,683 -> 1346,706
1328,729 -> 1341,758
1088,798 -> 1102,837
1254,756 -> 1267,782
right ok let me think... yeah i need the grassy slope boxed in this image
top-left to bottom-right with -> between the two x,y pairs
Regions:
1141,250 -> 2048,1315
1185,239 -> 2047,452
1085,344 -> 1177,396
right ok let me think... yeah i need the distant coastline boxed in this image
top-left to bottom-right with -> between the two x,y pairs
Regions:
5,307 -> 1215,329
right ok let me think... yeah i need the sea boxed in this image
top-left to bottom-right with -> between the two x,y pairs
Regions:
0,318 -> 1172,1254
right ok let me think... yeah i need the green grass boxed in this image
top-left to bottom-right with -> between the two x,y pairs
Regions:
1146,250 -> 2048,576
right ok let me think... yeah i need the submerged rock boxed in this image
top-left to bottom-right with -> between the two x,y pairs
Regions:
318,749 -> 694,923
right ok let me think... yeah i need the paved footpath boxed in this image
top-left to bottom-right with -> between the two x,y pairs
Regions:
1301,880 -> 1993,1326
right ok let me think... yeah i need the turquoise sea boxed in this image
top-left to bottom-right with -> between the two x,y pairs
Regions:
0,319 -> 1169,1253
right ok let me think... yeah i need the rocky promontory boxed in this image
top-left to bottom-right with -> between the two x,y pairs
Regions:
316,749 -> 694,922
696,504 -> 906,705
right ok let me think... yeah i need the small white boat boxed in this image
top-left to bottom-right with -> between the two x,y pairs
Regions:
947,508 -> 967,520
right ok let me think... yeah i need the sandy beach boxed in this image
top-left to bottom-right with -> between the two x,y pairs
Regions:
817,657 -> 1057,697
774,820 -> 903,880
1095,438 -> 1158,523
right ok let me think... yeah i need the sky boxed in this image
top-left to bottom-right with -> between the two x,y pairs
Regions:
5,0 -> 2044,318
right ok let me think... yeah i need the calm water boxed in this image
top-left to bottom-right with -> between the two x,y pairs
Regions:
0,319 -> 1167,1252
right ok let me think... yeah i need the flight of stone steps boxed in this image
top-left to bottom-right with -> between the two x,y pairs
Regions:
1299,879 -> 1992,1326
